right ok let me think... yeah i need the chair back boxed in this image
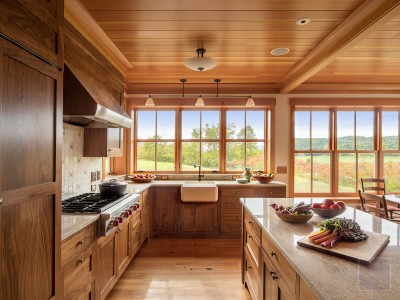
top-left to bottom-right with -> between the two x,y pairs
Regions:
360,178 -> 386,195
358,190 -> 389,219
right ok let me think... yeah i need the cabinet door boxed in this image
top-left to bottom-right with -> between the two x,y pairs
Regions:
152,187 -> 179,234
0,38 -> 62,299
141,189 -> 150,241
97,232 -> 117,299
116,220 -> 130,275
262,252 -> 279,300
198,203 -> 218,232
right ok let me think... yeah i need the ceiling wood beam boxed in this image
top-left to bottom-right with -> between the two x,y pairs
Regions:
291,83 -> 400,94
279,0 -> 400,94
64,0 -> 132,75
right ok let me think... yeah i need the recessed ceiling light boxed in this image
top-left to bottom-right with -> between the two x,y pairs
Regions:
271,48 -> 290,56
296,17 -> 310,25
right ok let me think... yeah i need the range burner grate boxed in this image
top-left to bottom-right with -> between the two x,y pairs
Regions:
62,193 -> 131,213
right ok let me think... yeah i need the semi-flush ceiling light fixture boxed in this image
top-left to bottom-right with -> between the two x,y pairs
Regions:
246,96 -> 255,107
184,48 -> 217,71
195,95 -> 205,106
271,47 -> 290,56
145,95 -> 155,106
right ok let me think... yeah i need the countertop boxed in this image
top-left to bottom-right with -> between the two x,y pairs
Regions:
61,180 -> 285,241
241,197 -> 400,300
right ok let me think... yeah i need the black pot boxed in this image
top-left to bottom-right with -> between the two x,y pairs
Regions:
98,179 -> 127,198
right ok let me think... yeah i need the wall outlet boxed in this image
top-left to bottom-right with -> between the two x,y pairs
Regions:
91,184 -> 96,192
91,172 -> 97,182
96,171 -> 101,181
276,166 -> 287,174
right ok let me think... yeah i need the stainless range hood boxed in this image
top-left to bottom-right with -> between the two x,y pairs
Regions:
63,64 -> 132,128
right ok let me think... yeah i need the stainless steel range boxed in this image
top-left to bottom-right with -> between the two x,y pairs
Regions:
62,192 -> 141,236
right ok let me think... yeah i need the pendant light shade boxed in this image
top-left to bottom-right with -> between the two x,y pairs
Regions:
246,96 -> 255,107
195,95 -> 205,106
145,95 -> 155,106
184,48 -> 217,72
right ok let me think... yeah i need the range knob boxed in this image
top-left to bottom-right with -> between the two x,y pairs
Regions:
112,219 -> 119,227
131,205 -> 137,211
127,209 -> 133,215
124,211 -> 130,218
134,203 -> 140,209
118,216 -> 123,223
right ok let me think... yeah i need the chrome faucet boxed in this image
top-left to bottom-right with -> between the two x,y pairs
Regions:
194,164 -> 204,181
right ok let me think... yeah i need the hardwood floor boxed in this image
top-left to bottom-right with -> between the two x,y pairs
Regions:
106,238 -> 251,300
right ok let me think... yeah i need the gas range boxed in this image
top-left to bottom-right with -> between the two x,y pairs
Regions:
62,192 -> 141,236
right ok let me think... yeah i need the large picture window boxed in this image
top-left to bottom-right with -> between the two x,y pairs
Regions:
293,106 -> 400,196
132,108 -> 269,173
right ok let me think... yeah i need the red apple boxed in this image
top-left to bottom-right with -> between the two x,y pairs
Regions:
311,203 -> 322,208
330,204 -> 341,210
320,205 -> 330,209
336,201 -> 346,209
323,199 -> 335,207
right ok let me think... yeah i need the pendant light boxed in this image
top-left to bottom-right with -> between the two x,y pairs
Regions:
145,95 -> 154,106
184,48 -> 217,72
246,96 -> 255,107
195,95 -> 204,106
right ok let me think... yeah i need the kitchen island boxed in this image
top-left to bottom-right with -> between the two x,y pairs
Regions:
241,197 -> 400,300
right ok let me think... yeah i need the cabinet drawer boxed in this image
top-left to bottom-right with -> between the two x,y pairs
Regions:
62,223 -> 97,267
64,272 -> 93,300
244,209 -> 261,240
254,187 -> 286,198
245,224 -> 260,266
64,248 -> 93,287
262,232 -> 297,297
130,208 -> 141,226
221,214 -> 241,233
221,188 -> 255,197
244,247 -> 260,300
130,222 -> 142,256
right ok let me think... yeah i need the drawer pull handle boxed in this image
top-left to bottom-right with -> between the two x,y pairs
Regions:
270,271 -> 279,280
77,239 -> 84,246
78,258 -> 85,264
248,235 -> 252,239
271,252 -> 277,257
248,266 -> 252,270
248,220 -> 253,225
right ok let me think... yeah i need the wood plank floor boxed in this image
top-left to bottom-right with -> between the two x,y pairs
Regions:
106,238 -> 251,300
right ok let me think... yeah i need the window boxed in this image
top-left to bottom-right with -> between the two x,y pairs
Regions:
382,111 -> 400,193
336,111 -> 375,194
136,110 -> 176,171
181,110 -> 220,171
226,110 -> 265,171
132,108 -> 269,173
294,111 -> 331,194
292,106 -> 400,196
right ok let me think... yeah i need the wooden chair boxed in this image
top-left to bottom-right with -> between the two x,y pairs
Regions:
360,178 -> 386,195
358,191 -> 400,222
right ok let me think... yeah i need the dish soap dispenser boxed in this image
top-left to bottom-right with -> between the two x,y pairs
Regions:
242,167 -> 252,182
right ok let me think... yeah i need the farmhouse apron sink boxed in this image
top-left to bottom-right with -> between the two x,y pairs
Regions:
181,181 -> 219,202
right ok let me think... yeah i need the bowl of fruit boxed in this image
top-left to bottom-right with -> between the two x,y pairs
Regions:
271,202 -> 314,223
310,199 -> 346,218
253,171 -> 275,184
129,173 -> 156,183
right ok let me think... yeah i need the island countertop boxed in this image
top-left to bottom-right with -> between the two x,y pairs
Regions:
241,197 -> 400,300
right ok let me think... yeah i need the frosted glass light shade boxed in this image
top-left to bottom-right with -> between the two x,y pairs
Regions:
195,96 -> 204,106
145,96 -> 155,106
246,96 -> 255,107
184,57 -> 217,71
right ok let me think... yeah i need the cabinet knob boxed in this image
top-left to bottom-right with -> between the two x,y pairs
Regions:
77,258 -> 85,264
77,239 -> 84,246
271,252 -> 277,257
248,235 -> 252,239
0,197 -> 3,205
248,220 -> 252,225
270,271 -> 279,280
248,266 -> 252,270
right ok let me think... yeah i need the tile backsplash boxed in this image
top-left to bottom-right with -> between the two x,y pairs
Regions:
62,123 -> 102,196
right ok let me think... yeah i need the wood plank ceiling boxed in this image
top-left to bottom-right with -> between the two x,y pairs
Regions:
79,0 -> 400,94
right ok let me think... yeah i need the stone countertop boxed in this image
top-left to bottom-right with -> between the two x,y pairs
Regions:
241,197 -> 400,300
61,214 -> 99,241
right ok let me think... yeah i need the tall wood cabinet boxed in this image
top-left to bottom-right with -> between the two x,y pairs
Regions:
0,0 -> 64,298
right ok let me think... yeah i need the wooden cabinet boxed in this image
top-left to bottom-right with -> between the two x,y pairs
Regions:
299,278 -> 318,300
221,188 -> 255,235
97,230 -> 118,300
151,187 -> 180,235
254,187 -> 286,198
130,208 -> 142,257
179,202 -> 219,233
115,218 -> 131,275
62,223 -> 97,300
84,127 -> 123,157
140,189 -> 150,242
0,9 -> 63,297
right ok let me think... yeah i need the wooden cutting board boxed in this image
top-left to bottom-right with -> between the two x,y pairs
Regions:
297,231 -> 390,265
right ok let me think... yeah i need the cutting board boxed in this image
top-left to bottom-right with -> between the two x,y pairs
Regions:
297,231 -> 389,265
